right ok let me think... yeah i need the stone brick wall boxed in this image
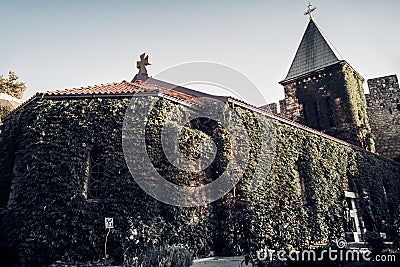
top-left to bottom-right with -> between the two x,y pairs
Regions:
261,100 -> 287,117
278,99 -> 286,116
366,75 -> 400,161
266,102 -> 277,114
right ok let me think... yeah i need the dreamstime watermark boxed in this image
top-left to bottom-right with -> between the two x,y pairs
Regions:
256,238 -> 396,263
122,62 -> 276,207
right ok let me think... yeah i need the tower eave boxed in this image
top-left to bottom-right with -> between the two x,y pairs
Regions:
279,60 -> 364,86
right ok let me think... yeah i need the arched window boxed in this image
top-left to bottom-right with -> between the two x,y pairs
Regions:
87,149 -> 105,199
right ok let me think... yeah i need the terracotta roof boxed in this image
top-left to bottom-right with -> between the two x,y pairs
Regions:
1,75 -> 228,120
38,75 -> 229,105
42,79 -> 196,102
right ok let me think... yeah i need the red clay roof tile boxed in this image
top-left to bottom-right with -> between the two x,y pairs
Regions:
42,79 -> 199,102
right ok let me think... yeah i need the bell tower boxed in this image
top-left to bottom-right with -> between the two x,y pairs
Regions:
279,4 -> 374,151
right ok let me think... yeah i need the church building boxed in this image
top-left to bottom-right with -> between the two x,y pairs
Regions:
0,4 -> 399,266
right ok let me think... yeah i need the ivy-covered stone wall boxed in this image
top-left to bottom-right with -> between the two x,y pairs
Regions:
0,106 -> 12,124
0,95 -> 399,265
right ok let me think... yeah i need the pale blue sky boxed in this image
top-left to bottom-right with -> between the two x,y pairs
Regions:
1,0 -> 399,105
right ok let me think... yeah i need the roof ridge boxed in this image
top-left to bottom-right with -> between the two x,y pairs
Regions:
313,19 -> 343,60
42,81 -> 128,94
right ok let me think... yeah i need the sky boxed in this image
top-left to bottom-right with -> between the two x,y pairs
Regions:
1,0 -> 399,106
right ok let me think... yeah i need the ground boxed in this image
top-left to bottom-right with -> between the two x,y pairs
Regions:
191,256 -> 244,267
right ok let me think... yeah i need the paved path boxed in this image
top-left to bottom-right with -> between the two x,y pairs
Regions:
191,256 -> 244,267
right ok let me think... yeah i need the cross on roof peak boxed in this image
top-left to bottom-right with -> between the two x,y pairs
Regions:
137,53 -> 152,76
304,2 -> 317,19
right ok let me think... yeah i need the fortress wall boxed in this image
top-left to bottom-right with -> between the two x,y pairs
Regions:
366,75 -> 400,162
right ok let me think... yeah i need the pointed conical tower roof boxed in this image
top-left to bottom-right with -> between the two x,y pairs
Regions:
282,18 -> 343,82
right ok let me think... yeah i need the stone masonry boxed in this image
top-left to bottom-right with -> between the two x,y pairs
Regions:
366,75 -> 400,161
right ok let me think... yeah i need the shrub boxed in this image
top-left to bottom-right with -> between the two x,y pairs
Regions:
364,231 -> 384,255
123,245 -> 193,267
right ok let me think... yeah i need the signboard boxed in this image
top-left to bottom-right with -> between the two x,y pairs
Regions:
105,218 -> 114,229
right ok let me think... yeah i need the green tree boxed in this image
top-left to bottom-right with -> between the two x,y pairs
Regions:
0,71 -> 26,99
0,71 -> 26,122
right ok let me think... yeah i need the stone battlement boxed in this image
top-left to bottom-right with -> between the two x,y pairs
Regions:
366,74 -> 400,161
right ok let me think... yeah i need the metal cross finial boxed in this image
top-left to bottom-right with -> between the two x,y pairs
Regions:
137,53 -> 152,76
304,2 -> 317,19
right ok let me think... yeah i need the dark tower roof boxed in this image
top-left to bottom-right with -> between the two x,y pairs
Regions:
283,19 -> 343,82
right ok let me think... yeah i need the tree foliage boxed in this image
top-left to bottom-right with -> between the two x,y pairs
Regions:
0,71 -> 26,123
0,71 -> 26,99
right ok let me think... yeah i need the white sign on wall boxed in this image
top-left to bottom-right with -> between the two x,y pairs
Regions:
105,218 -> 114,229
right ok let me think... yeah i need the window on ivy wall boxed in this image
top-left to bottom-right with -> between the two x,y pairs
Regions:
7,153 -> 21,208
325,98 -> 335,127
294,159 -> 307,205
87,149 -> 105,199
304,101 -> 321,130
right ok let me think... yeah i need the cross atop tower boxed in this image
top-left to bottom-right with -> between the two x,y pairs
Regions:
304,2 -> 317,19
137,53 -> 152,76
